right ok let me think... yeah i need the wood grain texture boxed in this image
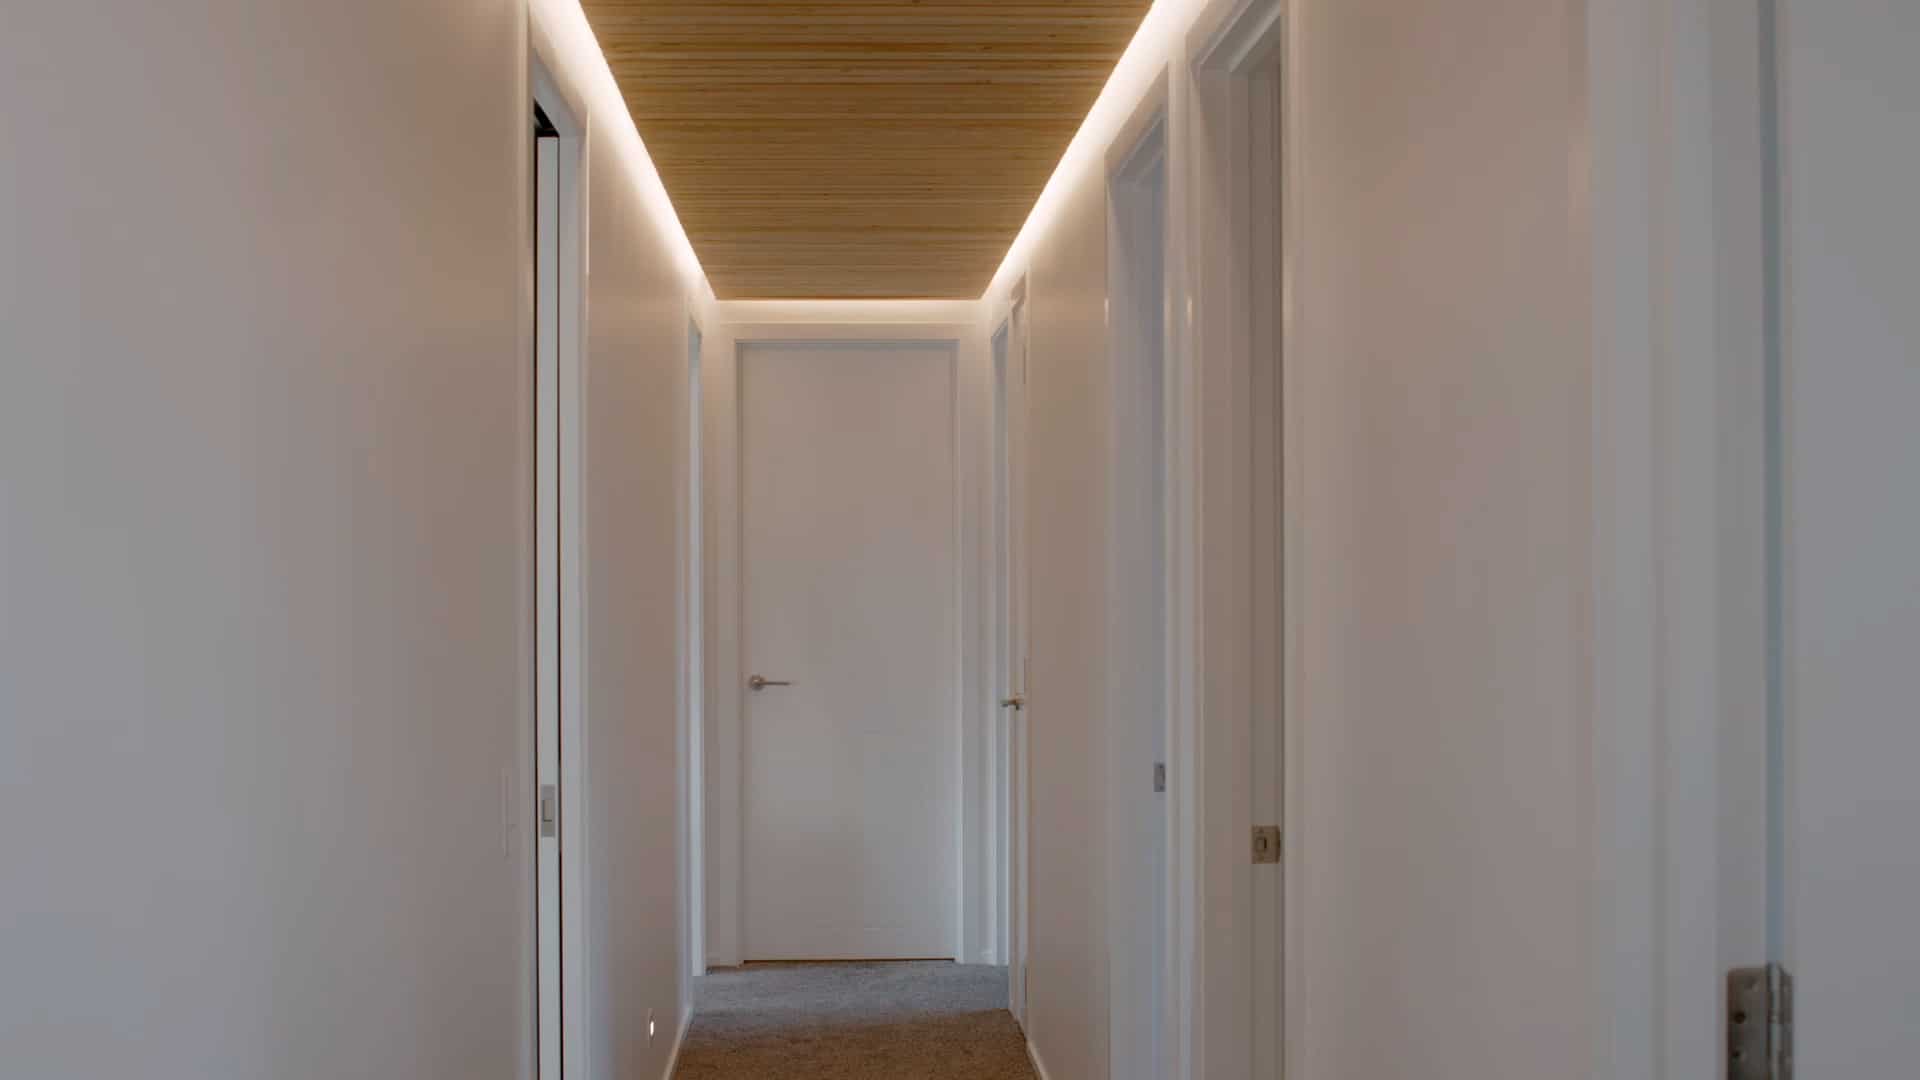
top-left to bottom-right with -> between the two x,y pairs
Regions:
582,0 -> 1151,299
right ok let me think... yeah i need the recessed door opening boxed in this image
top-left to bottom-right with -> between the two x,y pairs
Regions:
683,327 -> 1032,1075
683,317 -> 707,990
1107,111 -> 1171,1080
1184,5 -> 1293,1073
531,78 -> 587,1080
992,292 -> 1032,1024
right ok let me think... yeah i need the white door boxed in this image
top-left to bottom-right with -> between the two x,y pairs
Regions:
994,305 -> 1032,1019
739,341 -> 959,961
1108,137 -> 1170,1080
1762,3 -> 1920,1071
1700,4 -> 1920,1074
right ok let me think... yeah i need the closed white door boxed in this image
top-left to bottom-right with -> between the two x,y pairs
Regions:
739,341 -> 959,961
993,305 -> 1032,1018
1107,137 -> 1170,1080
1705,5 -> 1920,1075
1766,2 -> 1920,1069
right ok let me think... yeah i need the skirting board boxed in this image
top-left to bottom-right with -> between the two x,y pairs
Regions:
1026,1040 -> 1055,1080
659,1003 -> 693,1080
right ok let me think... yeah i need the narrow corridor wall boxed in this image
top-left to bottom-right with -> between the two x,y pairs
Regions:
1284,1 -> 1593,1076
984,0 -> 1599,1077
533,3 -> 716,1078
0,2 -> 709,1077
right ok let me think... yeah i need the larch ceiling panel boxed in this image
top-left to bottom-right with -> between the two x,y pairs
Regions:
581,0 -> 1153,299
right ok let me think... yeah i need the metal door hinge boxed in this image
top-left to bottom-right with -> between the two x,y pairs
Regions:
1727,964 -> 1793,1080
539,784 -> 559,838
1152,762 -> 1167,793
1251,825 -> 1281,863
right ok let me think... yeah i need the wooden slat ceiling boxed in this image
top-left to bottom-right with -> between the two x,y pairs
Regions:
581,0 -> 1153,299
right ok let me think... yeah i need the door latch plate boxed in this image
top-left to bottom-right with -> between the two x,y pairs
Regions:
1251,825 -> 1281,864
539,784 -> 559,839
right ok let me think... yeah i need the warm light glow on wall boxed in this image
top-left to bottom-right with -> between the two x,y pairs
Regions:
985,0 -> 1210,299
534,0 -> 710,293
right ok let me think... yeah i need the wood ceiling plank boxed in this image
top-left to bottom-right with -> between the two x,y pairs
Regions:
582,0 -> 1150,298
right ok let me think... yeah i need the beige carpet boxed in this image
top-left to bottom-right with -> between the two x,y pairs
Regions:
673,961 -> 1036,1079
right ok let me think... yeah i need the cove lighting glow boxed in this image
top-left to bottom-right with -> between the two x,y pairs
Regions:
538,0 -> 1211,309
713,299 -> 983,326
984,0 -> 1211,300
535,0 -> 710,293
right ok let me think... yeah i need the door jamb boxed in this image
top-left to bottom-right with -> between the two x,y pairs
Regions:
681,305 -> 708,999
529,46 -> 590,1080
1184,1 -> 1294,1076
988,285 -> 1033,1021
704,321 -> 985,967
1105,82 -> 1177,1080
1582,1 -> 1773,1077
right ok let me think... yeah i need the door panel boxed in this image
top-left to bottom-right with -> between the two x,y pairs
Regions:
1773,2 -> 1920,1069
995,305 -> 1032,1019
740,341 -> 959,961
1107,140 -> 1170,1080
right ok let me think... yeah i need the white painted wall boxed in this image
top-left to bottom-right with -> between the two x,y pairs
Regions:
1284,4 -> 1592,1076
0,2 -> 707,1076
984,1 -> 1597,1076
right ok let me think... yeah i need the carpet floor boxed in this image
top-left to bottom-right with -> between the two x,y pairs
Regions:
672,961 -> 1036,1079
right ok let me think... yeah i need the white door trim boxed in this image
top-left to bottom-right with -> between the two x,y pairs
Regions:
988,285 -> 1033,1020
703,318 -> 992,969
1181,2 -> 1293,1077
1583,1 -> 1772,1076
1105,86 -> 1176,1080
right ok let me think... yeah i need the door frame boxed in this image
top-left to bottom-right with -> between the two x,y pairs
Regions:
1105,88 -> 1177,1080
1181,1 -> 1295,1076
702,316 -> 993,968
1583,0 -> 1776,1076
529,47 -> 590,1080
987,282 -> 1033,1019
680,308 -> 707,993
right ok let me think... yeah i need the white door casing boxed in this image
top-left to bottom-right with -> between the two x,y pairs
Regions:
1768,0 -> 1920,1068
1596,2 -> 1920,1074
1107,106 -> 1173,1080
1185,2 -> 1292,1076
994,294 -> 1034,1020
738,340 -> 961,961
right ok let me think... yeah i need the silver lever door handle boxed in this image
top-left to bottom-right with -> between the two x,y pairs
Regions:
999,694 -> 1026,711
748,674 -> 793,691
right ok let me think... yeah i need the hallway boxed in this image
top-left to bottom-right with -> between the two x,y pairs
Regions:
5,1 -> 1919,1078
673,964 -> 1034,1080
